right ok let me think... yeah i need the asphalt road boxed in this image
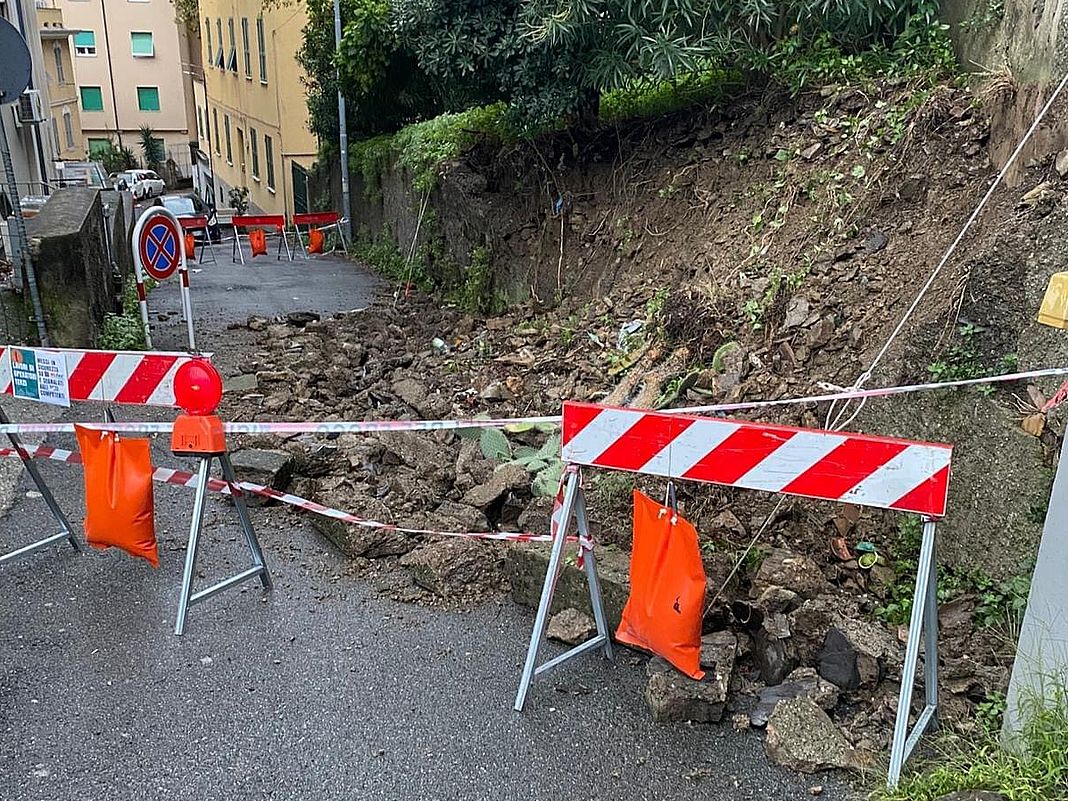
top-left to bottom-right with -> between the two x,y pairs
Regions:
0,251 -> 856,800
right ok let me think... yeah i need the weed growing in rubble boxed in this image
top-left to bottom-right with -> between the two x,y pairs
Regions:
928,323 -> 987,384
464,425 -> 564,497
98,279 -> 152,351
974,573 -> 1031,630
876,688 -> 1068,801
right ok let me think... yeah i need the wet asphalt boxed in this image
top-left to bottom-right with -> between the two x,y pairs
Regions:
0,248 -> 856,800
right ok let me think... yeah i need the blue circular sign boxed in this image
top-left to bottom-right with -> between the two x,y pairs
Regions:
139,214 -> 182,280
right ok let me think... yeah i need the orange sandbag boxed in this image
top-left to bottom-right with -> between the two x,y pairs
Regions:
75,425 -> 158,567
184,232 -> 197,261
249,228 -> 268,257
307,228 -> 325,254
615,489 -> 706,679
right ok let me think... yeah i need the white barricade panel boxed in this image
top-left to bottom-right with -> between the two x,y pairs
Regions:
0,347 -> 212,407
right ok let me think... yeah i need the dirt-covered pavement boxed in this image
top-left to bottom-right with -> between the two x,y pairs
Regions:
0,253 -> 854,800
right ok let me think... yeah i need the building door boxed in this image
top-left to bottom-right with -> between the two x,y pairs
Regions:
292,163 -> 309,215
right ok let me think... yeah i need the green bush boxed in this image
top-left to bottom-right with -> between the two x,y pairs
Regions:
97,280 -> 149,351
876,689 -> 1068,801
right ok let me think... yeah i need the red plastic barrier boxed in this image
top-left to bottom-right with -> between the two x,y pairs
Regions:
293,211 -> 340,227
232,215 -> 285,232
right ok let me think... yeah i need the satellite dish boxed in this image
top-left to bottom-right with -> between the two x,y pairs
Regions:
0,19 -> 32,106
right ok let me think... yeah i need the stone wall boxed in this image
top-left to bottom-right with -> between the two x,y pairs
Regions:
25,188 -> 126,347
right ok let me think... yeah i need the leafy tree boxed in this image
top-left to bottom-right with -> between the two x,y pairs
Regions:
300,0 -> 438,141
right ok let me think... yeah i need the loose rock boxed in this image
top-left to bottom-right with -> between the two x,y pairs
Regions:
752,549 -> 828,600
765,697 -> 864,773
546,608 -> 597,645
751,667 -> 840,727
399,538 -> 503,597
645,656 -> 728,723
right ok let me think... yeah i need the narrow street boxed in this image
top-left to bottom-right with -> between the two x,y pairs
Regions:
0,249 -> 854,800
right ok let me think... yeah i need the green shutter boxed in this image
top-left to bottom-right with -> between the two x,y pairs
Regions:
131,32 -> 154,57
74,31 -> 95,49
80,86 -> 103,111
137,86 -> 160,112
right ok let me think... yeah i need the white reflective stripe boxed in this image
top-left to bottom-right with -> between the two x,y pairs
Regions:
96,354 -> 142,401
62,350 -> 85,378
562,409 -> 645,465
146,358 -> 183,406
736,429 -> 847,493
841,444 -> 951,508
639,417 -> 741,478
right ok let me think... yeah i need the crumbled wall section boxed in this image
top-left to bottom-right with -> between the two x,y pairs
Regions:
25,187 -> 122,347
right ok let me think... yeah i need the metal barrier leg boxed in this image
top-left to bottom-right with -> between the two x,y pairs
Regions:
887,519 -> 940,787
219,453 -> 272,591
515,469 -> 610,711
575,484 -> 613,660
0,406 -> 80,564
175,453 -> 273,635
175,457 -> 211,636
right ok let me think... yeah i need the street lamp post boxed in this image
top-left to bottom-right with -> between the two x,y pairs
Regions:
333,0 -> 351,240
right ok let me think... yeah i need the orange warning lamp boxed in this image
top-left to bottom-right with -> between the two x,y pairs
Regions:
171,359 -> 227,455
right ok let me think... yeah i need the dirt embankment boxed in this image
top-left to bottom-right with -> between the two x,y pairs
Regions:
225,77 -> 1068,760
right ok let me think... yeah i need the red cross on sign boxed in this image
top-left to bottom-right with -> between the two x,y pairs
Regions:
139,213 -> 182,281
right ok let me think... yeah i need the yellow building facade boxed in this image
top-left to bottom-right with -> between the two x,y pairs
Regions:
37,4 -> 84,162
196,0 -> 318,217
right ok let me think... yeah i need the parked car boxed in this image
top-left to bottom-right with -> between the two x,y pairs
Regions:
160,193 -> 221,243
55,160 -> 110,189
114,170 -> 165,200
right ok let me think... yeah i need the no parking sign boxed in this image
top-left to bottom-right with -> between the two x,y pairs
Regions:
132,207 -> 197,351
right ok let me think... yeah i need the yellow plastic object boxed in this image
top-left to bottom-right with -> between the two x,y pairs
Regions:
1038,272 -> 1068,329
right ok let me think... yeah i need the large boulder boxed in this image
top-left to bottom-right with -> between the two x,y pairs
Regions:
765,697 -> 865,773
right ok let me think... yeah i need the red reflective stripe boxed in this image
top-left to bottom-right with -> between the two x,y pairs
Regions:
562,402 -> 605,447
180,271 -> 190,287
592,414 -> 693,471
114,355 -> 177,404
67,352 -> 117,401
136,282 -> 147,301
781,438 -> 908,499
232,215 -> 285,231
683,426 -> 796,485
293,212 -> 339,226
890,464 -> 950,517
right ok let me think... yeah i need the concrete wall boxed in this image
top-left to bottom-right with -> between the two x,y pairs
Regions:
25,187 -> 123,347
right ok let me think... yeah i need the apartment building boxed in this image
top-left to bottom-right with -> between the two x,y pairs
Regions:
37,1 -> 83,162
1,0 -> 58,198
196,0 -> 317,216
57,0 -> 196,173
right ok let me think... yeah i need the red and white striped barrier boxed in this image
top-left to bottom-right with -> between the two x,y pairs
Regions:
518,397 -> 955,793
0,347 -> 212,408
561,401 -> 952,517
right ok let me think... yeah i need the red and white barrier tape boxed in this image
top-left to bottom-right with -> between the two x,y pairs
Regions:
0,445 -> 590,548
0,365 -> 1064,436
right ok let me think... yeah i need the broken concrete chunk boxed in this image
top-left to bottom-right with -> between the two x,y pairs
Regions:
461,463 -> 529,509
750,667 -> 841,728
223,373 -> 259,394
765,697 -> 863,773
819,627 -> 861,691
546,608 -> 597,645
391,377 -> 427,409
645,655 -> 728,723
229,448 -> 294,506
752,548 -> 828,600
399,538 -> 503,597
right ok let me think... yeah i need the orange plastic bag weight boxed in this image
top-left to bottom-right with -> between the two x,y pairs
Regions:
184,232 -> 196,261
75,426 -> 159,567
248,228 -> 268,257
615,489 -> 706,679
307,228 -> 324,254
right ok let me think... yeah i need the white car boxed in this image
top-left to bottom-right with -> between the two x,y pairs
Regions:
115,170 -> 165,200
